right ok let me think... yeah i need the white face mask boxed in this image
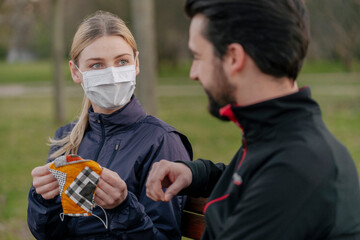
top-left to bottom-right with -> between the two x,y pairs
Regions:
75,64 -> 136,110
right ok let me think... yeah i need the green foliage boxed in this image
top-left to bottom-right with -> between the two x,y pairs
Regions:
158,60 -> 192,79
0,46 -> 7,60
302,59 -> 360,73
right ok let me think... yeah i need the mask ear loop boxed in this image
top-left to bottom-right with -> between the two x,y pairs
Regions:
92,204 -> 108,229
73,62 -> 84,75
58,209 -> 107,229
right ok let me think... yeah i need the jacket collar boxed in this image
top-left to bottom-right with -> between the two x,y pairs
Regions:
220,87 -> 321,143
88,95 -> 147,135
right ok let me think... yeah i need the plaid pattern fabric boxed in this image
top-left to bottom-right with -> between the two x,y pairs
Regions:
64,166 -> 100,215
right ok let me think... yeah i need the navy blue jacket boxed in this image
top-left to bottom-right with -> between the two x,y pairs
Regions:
27,96 -> 192,240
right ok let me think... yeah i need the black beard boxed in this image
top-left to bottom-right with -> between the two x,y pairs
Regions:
207,92 -> 231,121
204,57 -> 236,121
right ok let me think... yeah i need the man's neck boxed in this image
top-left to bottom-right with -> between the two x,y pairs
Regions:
236,77 -> 298,106
232,59 -> 299,106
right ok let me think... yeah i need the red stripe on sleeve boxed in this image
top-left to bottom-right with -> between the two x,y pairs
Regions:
203,194 -> 230,214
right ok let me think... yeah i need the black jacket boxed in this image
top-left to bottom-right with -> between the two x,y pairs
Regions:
182,88 -> 360,240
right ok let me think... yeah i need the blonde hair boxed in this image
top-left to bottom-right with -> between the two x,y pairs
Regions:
49,11 -> 137,159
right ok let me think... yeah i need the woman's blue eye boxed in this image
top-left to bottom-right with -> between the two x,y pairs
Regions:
91,63 -> 102,69
119,60 -> 128,66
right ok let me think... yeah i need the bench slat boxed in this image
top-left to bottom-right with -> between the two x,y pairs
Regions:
184,197 -> 207,214
181,211 -> 206,240
182,197 -> 208,240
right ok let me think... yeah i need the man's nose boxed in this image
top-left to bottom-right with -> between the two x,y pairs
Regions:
189,61 -> 199,81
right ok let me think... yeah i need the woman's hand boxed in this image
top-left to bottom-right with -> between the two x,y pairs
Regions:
95,168 -> 128,209
32,163 -> 60,200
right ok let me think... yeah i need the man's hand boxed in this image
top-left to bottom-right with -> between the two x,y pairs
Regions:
95,168 -> 128,209
146,160 -> 192,202
32,163 -> 60,200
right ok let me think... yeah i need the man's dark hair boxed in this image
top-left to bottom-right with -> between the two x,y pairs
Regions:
185,0 -> 310,80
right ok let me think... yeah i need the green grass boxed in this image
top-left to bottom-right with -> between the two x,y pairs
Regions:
0,96 -> 82,239
0,61 -> 72,85
0,61 -> 360,239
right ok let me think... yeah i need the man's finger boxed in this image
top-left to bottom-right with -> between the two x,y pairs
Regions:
164,177 -> 186,202
146,161 -> 173,201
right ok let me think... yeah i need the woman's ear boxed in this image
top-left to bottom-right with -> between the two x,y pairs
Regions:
135,51 -> 140,75
69,61 -> 82,84
223,43 -> 246,76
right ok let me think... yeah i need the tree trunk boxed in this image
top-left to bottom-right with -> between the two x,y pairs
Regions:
5,0 -> 36,63
52,0 -> 65,124
130,0 -> 157,116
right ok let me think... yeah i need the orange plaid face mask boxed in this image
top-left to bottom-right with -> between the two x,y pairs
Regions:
48,154 -> 107,228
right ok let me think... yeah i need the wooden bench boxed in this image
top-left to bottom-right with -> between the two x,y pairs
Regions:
181,197 -> 208,240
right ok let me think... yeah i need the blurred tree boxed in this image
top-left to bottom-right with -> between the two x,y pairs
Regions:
52,0 -> 65,123
1,0 -> 359,71
307,0 -> 360,70
155,0 -> 190,67
4,0 -> 37,63
130,0 -> 157,115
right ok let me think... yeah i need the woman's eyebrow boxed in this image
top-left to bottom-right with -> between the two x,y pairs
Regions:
84,53 -> 133,63
113,53 -> 133,59
85,57 -> 104,63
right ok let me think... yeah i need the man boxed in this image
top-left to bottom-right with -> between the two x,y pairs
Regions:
146,0 -> 360,239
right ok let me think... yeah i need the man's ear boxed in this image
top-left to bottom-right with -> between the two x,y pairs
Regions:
69,61 -> 82,84
223,43 -> 246,76
135,51 -> 140,75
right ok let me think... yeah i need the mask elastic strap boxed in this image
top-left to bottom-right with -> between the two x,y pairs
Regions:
59,212 -> 65,221
93,204 -> 108,229
73,62 -> 84,74
58,207 -> 108,229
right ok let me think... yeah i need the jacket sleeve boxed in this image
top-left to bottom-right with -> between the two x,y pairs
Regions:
104,131 -> 192,240
206,148 -> 335,240
27,187 -> 69,239
27,126 -> 71,240
180,159 -> 226,197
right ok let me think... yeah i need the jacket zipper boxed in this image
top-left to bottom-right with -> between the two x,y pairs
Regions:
94,116 -> 106,162
237,136 -> 247,170
106,143 -> 119,168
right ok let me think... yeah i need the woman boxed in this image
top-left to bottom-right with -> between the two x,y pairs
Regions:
27,11 -> 192,240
